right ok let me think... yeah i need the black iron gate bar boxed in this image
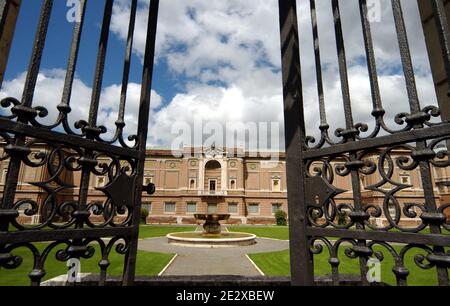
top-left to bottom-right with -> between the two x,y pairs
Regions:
0,0 -> 20,88
280,0 -> 450,286
431,0 -> 450,95
0,0 -> 160,286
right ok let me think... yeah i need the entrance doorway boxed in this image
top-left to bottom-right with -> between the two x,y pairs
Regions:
209,180 -> 217,194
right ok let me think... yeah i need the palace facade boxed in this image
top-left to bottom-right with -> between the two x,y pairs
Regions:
141,146 -> 288,225
0,143 -> 449,226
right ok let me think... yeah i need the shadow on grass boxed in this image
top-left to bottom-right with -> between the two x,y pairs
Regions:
0,242 -> 174,286
248,245 -> 447,286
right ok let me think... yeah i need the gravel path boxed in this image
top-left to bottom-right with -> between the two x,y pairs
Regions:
138,236 -> 289,276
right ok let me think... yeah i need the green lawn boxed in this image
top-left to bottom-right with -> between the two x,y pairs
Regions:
139,225 -> 196,238
249,246 -> 446,286
1,225 -> 196,286
2,225 -> 447,286
228,226 -> 289,240
0,243 -> 174,286
239,225 -> 448,286
229,225 -> 450,241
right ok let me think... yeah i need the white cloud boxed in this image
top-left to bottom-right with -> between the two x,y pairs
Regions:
0,0 -> 440,151
148,85 -> 285,150
129,0 -> 437,149
0,69 -> 162,143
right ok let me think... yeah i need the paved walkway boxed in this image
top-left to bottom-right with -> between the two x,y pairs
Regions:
138,236 -> 289,276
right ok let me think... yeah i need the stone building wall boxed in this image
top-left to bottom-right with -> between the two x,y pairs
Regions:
0,144 -> 448,226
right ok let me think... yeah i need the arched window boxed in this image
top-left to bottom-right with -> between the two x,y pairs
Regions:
189,178 -> 196,189
271,178 -> 281,192
230,179 -> 236,189
205,160 -> 221,170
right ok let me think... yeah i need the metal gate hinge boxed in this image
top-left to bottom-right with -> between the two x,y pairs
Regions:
305,176 -> 346,207
98,172 -> 136,209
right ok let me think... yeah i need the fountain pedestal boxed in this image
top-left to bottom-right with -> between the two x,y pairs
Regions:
194,214 -> 230,236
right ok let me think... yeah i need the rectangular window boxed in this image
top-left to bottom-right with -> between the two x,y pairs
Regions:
382,167 -> 393,189
207,204 -> 217,214
165,202 -> 176,213
360,175 -> 367,189
209,180 -> 217,193
404,203 -> 417,215
17,199 -> 32,214
187,202 -> 197,213
228,203 -> 238,214
1,168 -> 8,185
387,204 -> 396,217
272,203 -> 282,214
248,203 -> 260,214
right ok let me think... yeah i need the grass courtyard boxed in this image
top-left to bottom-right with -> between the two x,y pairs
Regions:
0,225 -> 196,286
231,225 -> 448,286
248,247 -> 446,286
229,225 -> 450,241
0,244 -> 174,286
1,225 -> 447,286
138,225 -> 195,238
228,226 -> 289,240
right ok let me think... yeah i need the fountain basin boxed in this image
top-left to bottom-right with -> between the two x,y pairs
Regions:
194,213 -> 230,235
167,232 -> 257,247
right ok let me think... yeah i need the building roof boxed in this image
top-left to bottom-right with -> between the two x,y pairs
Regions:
145,146 -> 286,159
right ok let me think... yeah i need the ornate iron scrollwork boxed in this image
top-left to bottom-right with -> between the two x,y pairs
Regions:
0,0 -> 160,286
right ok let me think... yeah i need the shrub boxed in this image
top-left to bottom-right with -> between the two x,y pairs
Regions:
275,210 -> 288,226
140,208 -> 149,224
337,211 -> 348,226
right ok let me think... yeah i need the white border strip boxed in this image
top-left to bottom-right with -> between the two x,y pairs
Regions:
158,253 -> 178,276
258,237 -> 289,242
167,232 -> 256,243
245,254 -> 265,276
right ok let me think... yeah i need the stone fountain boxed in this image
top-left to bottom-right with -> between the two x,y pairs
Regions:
166,214 -> 256,247
194,213 -> 230,236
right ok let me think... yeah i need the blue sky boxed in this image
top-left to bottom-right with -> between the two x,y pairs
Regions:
4,0 -> 180,105
0,0 -> 440,150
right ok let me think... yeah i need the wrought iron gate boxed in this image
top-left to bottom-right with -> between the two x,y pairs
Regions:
280,0 -> 450,286
0,0 -> 159,286
0,0 -> 449,287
